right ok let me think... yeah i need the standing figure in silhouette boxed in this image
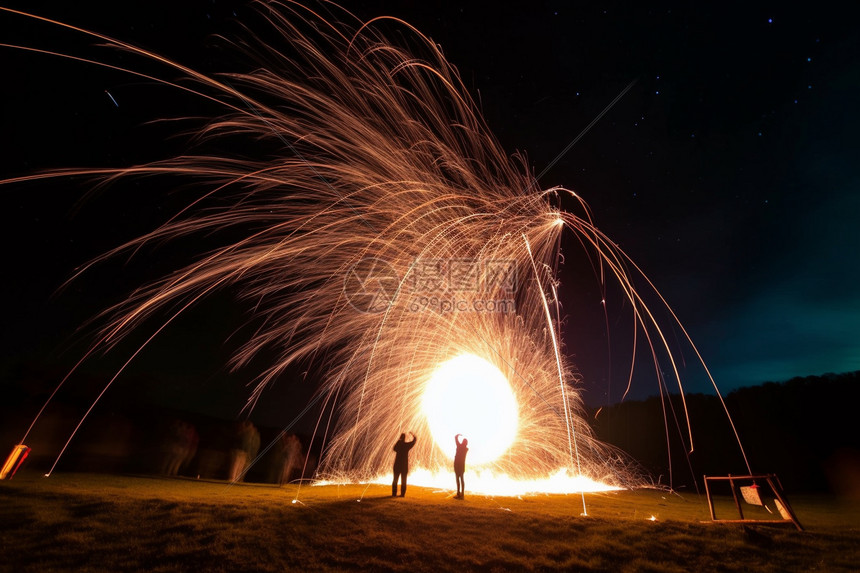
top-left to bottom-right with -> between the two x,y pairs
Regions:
454,434 -> 469,499
392,432 -> 416,497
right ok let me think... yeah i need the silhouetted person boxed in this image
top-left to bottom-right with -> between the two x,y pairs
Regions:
454,434 -> 468,499
392,432 -> 416,497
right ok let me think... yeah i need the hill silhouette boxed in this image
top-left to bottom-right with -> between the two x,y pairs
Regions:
591,371 -> 860,495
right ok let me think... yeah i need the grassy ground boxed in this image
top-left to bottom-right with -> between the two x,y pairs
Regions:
1,472 -> 858,572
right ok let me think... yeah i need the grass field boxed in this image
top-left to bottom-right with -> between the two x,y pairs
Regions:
1,472 -> 858,572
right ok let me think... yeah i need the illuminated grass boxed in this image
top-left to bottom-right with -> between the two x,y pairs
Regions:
1,473 -> 858,572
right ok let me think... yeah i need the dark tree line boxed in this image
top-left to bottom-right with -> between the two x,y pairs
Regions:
0,362 -> 319,484
590,371 -> 860,495
4,362 -> 857,494
0,396 -> 317,485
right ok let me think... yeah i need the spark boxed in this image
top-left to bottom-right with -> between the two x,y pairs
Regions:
0,2 -> 751,494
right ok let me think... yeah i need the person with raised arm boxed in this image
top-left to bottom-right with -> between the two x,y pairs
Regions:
454,434 -> 468,499
392,432 -> 416,497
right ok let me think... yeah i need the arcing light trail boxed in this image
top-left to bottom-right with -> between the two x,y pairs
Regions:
0,2 -> 751,497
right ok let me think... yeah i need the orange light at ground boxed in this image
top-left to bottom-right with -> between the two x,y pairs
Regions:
319,467 -> 620,496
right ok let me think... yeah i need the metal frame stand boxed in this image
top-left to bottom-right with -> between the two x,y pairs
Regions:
703,474 -> 803,531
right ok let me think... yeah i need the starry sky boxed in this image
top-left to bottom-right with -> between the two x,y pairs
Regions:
1,0 -> 858,422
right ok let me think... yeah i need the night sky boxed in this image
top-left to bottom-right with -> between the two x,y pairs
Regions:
1,1 -> 858,426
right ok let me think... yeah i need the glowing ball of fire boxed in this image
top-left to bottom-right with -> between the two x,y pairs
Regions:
422,354 -> 518,465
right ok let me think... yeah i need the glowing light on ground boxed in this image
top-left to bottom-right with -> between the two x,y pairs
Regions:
422,354 -> 518,465
320,467 -> 620,497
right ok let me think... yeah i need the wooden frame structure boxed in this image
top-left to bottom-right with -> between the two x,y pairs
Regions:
703,474 -> 803,531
